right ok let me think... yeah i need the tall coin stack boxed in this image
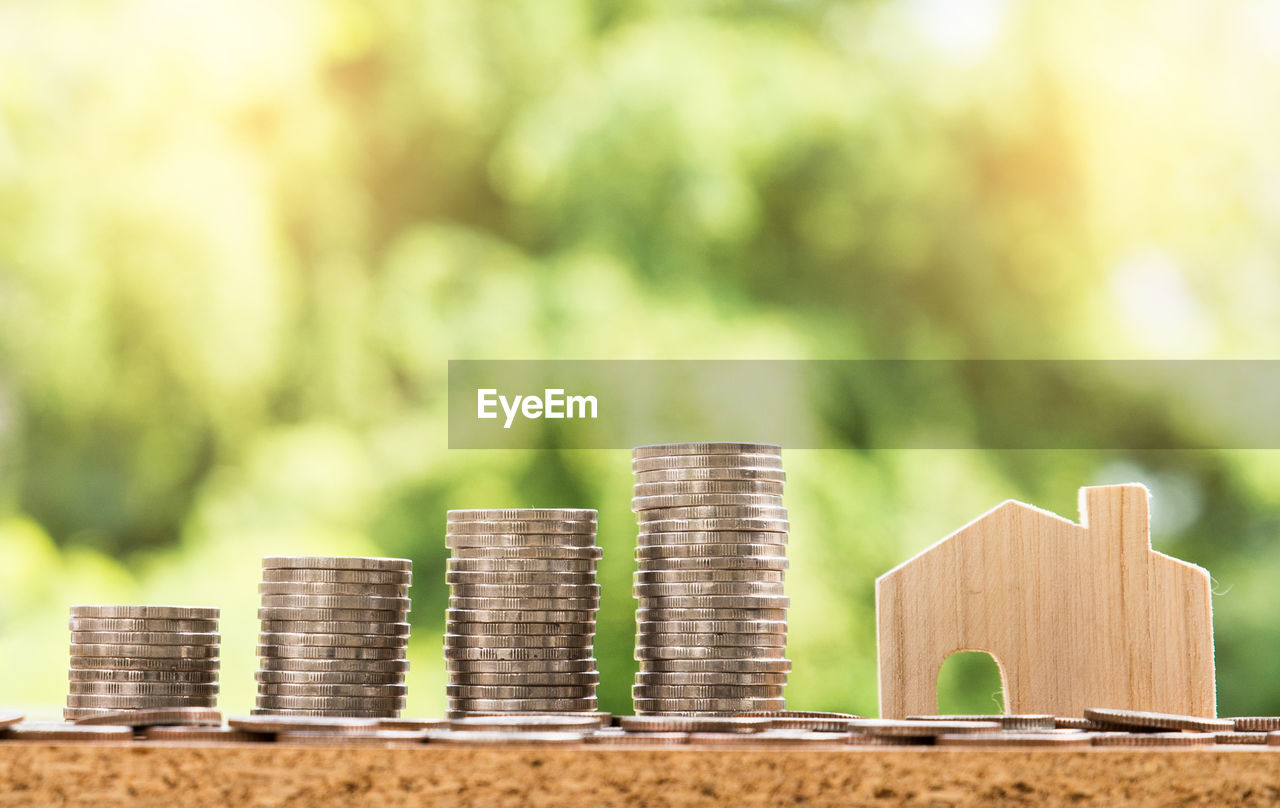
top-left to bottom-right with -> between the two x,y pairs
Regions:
255,556 -> 411,718
66,605 -> 220,720
445,509 -> 601,717
631,442 -> 789,715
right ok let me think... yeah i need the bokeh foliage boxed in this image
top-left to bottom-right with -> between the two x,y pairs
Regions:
2,0 -> 1280,718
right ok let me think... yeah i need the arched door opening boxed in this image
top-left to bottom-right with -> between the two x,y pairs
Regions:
936,650 -> 1007,715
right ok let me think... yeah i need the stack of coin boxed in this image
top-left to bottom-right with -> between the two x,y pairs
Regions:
631,442 -> 789,715
445,509 -> 601,717
65,605 -> 220,720
255,556 -> 411,718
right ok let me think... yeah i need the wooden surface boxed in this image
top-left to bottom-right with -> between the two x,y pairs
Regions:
1,741 -> 1278,807
877,484 -> 1215,718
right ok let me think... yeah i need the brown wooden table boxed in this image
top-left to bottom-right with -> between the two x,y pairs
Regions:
2,741 -> 1278,806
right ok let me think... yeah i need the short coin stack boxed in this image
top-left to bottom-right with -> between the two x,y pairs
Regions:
255,556 -> 412,718
66,605 -> 220,720
445,509 -> 601,717
631,442 -> 789,715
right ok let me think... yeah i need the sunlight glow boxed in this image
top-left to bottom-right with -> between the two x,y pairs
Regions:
904,0 -> 1007,60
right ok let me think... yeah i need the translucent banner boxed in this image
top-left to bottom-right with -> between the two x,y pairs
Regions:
447,360 -> 1280,450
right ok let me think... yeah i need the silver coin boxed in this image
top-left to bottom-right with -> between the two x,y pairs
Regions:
640,518 -> 789,534
636,557 -> 789,572
448,672 -> 600,687
253,707 -> 403,722
257,683 -> 408,697
633,480 -> 785,497
445,685 -> 596,699
636,536 -> 787,551
447,509 -> 598,523
257,582 -> 409,598
444,647 -> 593,661
634,570 -> 786,584
249,708 -> 396,718
258,657 -> 410,673
262,556 -> 411,572
906,714 -> 1057,730
445,698 -> 598,712
70,644 -> 219,659
847,718 -> 1003,738
256,644 -> 404,660
258,620 -> 411,636
229,715 -> 381,733
446,621 -> 595,636
447,714 -> 603,732
446,521 -> 598,535
740,711 -> 858,732
256,632 -> 408,649
256,669 -> 405,685
253,699 -> 404,715
65,694 -> 218,709
68,681 -> 220,696
446,609 -> 596,624
257,607 -> 409,623
258,594 -> 410,611
639,659 -> 791,673
70,605 -> 219,620
378,718 -> 451,730
425,729 -> 589,744
631,454 -> 784,472
255,695 -> 405,710
256,636 -> 407,656
636,620 -> 788,634
635,505 -> 788,522
72,706 -> 224,727
635,645 -> 787,660
445,658 -> 596,674
633,582 -> 785,598
446,534 -> 599,549
61,708 -> 116,720
273,730 -> 427,745
632,685 -> 785,699
260,568 -> 411,585
632,493 -> 785,510
69,655 -> 220,672
448,558 -> 597,573
450,545 -> 603,561
69,631 -> 221,646
68,617 -> 220,633
445,571 -> 597,586
447,598 -> 600,611
444,634 -> 593,649
636,607 -> 788,622
619,715 -> 769,733
633,595 -> 788,610
634,467 -> 787,484
439,712 -> 601,723
6,722 -> 135,740
637,632 -> 788,647
635,671 -> 788,685
632,442 -> 782,458
68,668 -> 219,684
448,584 -> 600,599
633,697 -> 786,712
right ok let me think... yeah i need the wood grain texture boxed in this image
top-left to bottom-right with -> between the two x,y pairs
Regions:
877,484 -> 1215,718
1,743 -> 1279,807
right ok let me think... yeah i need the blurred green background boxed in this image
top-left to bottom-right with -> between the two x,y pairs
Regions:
2,0 -> 1280,719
